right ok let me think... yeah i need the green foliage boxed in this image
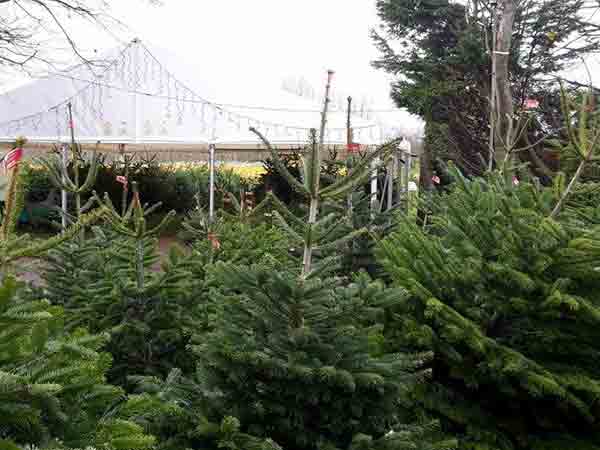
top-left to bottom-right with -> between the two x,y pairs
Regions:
120,368 -> 281,450
250,127 -> 397,278
0,275 -> 154,449
378,167 -> 600,449
20,163 -> 55,203
372,0 -> 600,176
196,263 -> 447,450
42,187 -> 205,386
257,148 -> 305,206
188,218 -> 295,271
21,154 -> 247,228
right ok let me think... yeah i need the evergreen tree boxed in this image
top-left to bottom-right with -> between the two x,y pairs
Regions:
372,0 -> 600,180
378,166 -> 600,449
178,191 -> 295,272
123,368 -> 281,450
37,141 -> 101,240
44,183 -> 203,385
42,225 -> 115,308
196,265 -> 448,450
195,126 -> 454,450
0,138 -> 105,280
250,127 -> 396,278
0,275 -> 154,450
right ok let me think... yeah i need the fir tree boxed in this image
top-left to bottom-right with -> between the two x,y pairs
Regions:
0,275 -> 154,450
46,183 -> 203,385
249,127 -> 396,278
36,141 -> 101,240
195,123 -> 453,450
0,138 -> 105,280
179,192 -> 295,272
124,368 -> 281,450
196,265 -> 444,450
378,166 -> 600,449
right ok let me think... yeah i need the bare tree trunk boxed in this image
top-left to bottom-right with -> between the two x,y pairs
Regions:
492,0 -> 517,166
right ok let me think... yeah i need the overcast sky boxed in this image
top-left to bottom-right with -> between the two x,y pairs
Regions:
3,1 -> 398,104
0,0 -> 425,132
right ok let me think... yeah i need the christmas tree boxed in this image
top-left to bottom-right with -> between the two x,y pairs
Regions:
378,166 -> 600,449
194,100 -> 453,448
44,183 -> 203,385
196,265 -> 445,450
249,127 -> 396,278
0,275 -> 154,449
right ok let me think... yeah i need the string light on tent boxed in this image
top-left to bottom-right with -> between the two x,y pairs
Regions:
0,39 -> 394,145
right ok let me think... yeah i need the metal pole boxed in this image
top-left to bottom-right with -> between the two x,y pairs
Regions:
61,144 -> 68,232
370,147 -> 378,219
346,96 -> 353,214
133,39 -> 142,144
208,110 -> 218,223
208,143 -> 215,223
346,96 -> 353,148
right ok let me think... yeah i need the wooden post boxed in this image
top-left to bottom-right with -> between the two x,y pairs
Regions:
490,0 -> 517,169
489,3 -> 497,171
386,151 -> 394,211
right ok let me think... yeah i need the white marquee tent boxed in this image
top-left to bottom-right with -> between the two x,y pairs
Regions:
0,39 -> 400,147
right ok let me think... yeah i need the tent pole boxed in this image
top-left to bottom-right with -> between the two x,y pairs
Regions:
208,111 -> 218,224
387,158 -> 394,211
61,143 -> 68,232
370,146 -> 378,219
133,39 -> 141,144
208,143 -> 215,223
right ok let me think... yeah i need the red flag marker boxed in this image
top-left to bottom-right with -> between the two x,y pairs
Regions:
347,143 -> 360,152
4,147 -> 23,172
524,99 -> 539,109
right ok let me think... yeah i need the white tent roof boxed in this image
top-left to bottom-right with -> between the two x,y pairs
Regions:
0,40 -> 394,146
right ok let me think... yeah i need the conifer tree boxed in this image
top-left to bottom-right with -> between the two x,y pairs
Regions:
250,127 -> 397,278
0,138 -> 104,280
122,368 -> 282,450
37,141 -> 101,240
378,166 -> 600,449
179,192 -> 294,271
197,265 -> 447,450
0,275 -> 155,450
196,125 -> 453,450
47,183 -> 203,385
